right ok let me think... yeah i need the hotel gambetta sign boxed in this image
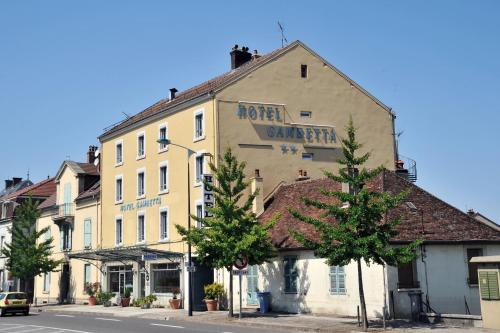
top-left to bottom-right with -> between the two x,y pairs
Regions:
96,40 -> 397,306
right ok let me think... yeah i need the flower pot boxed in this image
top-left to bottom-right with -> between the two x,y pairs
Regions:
121,297 -> 130,307
169,298 -> 182,309
140,303 -> 151,309
88,296 -> 97,306
205,299 -> 218,311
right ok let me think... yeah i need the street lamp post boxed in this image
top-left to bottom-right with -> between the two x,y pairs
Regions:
157,138 -> 194,316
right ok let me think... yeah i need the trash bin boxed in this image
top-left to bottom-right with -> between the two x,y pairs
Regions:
257,292 -> 271,313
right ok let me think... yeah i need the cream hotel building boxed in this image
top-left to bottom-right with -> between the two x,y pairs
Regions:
34,41 -> 397,309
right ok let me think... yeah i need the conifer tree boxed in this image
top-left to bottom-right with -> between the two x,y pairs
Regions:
2,197 -> 62,297
290,118 -> 421,331
176,148 -> 276,318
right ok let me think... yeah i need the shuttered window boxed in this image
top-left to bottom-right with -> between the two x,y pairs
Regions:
467,248 -> 483,285
330,266 -> 346,294
84,219 -> 91,248
479,271 -> 500,300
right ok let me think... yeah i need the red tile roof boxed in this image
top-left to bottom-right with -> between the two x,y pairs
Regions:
5,177 -> 56,201
38,192 -> 56,210
259,170 -> 500,250
76,180 -> 100,201
76,163 -> 98,176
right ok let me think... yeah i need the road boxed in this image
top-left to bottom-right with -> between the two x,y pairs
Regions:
0,311 -> 293,333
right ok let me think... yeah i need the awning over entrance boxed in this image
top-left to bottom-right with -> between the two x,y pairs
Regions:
68,245 -> 183,263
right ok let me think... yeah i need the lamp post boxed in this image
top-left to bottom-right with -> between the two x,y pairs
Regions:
157,138 -> 194,316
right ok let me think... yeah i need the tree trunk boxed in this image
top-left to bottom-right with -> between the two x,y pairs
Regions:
228,267 -> 234,318
357,259 -> 368,331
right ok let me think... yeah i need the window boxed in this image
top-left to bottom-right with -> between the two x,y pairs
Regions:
194,109 -> 205,140
43,272 -> 50,292
158,124 -> 168,152
44,227 -> 51,241
300,111 -> 312,118
60,224 -> 72,251
329,266 -> 346,294
137,169 -> 145,198
159,208 -> 168,241
159,162 -> 168,193
84,264 -> 91,286
115,176 -> 123,203
397,260 -> 419,289
137,132 -> 145,158
284,256 -> 298,293
0,203 -> 7,219
467,248 -> 483,285
152,263 -> 180,293
302,153 -> 313,161
115,140 -> 123,165
196,202 -> 203,229
115,217 -> 123,246
83,218 -> 91,249
137,212 -> 145,243
301,64 -> 308,78
195,154 -> 204,184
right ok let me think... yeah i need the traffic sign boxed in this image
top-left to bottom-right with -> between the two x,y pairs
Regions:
234,255 -> 248,270
142,254 -> 158,261
232,269 -> 248,276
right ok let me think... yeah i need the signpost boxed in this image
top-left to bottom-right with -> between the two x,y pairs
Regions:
234,255 -> 248,319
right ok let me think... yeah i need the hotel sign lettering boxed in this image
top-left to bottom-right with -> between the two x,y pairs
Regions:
237,103 -> 335,143
120,197 -> 162,212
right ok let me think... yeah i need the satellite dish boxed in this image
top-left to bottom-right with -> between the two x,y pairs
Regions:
94,149 -> 100,158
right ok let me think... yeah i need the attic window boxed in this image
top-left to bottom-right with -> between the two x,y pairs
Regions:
300,111 -> 312,118
301,64 -> 308,78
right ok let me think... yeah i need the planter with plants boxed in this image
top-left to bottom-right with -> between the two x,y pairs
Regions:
121,287 -> 132,307
134,294 -> 157,309
168,288 -> 182,309
203,283 -> 224,311
84,282 -> 99,306
96,291 -> 114,307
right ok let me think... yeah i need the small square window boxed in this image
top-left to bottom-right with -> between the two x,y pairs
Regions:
302,153 -> 313,161
301,64 -> 308,78
300,111 -> 312,118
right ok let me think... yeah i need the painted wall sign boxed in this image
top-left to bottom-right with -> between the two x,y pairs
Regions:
120,197 -> 162,212
237,103 -> 335,144
203,174 -> 214,218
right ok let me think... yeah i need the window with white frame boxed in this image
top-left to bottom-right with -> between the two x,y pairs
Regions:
196,202 -> 203,229
84,264 -> 91,286
329,265 -> 346,294
195,154 -> 204,183
158,124 -> 168,152
137,169 -> 145,198
159,162 -> 168,193
115,217 -> 123,246
115,140 -> 123,165
194,109 -> 204,140
137,212 -> 145,243
1,203 -> 8,219
159,208 -> 168,241
43,272 -> 50,292
137,132 -> 145,158
115,176 -> 123,203
83,218 -> 92,248
284,256 -> 298,293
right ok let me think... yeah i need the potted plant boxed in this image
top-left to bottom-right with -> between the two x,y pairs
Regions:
84,282 -> 99,306
203,283 -> 224,311
168,288 -> 182,309
96,291 -> 114,307
141,294 -> 157,309
121,287 -> 132,307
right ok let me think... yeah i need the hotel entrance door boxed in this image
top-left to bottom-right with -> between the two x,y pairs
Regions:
109,265 -> 133,296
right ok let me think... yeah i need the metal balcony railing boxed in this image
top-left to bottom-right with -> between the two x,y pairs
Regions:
397,155 -> 418,183
55,203 -> 74,219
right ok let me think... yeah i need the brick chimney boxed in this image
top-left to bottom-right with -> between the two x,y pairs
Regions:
4,180 -> 13,190
87,145 -> 98,164
295,169 -> 310,182
251,169 -> 264,216
230,45 -> 252,70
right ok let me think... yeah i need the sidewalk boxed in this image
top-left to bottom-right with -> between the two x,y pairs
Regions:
38,304 -> 490,333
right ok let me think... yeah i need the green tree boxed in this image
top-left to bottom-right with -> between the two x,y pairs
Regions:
290,118 -> 421,331
176,148 -> 277,318
2,197 -> 62,297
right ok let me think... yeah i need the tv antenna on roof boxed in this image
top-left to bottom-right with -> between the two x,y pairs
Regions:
122,111 -> 131,119
278,21 -> 288,47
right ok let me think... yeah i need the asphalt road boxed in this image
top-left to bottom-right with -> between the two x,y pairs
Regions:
0,311 -> 293,333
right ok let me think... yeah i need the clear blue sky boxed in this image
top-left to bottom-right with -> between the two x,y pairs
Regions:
1,1 -> 499,222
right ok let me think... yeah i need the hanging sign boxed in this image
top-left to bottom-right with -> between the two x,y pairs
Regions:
203,174 -> 214,218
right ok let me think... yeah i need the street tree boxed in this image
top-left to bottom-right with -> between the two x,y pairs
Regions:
176,148 -> 277,318
290,118 -> 421,331
2,197 -> 63,298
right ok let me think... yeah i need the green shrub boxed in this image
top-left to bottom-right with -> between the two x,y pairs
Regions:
204,283 -> 224,300
96,291 -> 114,305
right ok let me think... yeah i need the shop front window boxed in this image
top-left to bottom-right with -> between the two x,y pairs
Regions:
152,263 -> 180,294
108,265 -> 133,296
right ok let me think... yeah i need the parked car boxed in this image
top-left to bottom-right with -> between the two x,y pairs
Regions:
0,292 -> 30,316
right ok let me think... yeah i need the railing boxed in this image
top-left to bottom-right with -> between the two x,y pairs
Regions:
55,203 -> 74,219
397,155 -> 417,183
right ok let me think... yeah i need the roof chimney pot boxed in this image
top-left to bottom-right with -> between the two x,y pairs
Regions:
230,45 -> 252,70
169,88 -> 178,100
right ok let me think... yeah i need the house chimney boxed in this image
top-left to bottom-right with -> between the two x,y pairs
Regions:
251,169 -> 264,216
87,145 -> 98,164
4,180 -> 13,189
12,177 -> 22,186
230,45 -> 252,70
296,169 -> 310,181
169,88 -> 178,100
467,209 -> 476,216
252,49 -> 261,60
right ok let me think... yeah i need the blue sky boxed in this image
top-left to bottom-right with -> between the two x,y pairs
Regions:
1,1 -> 499,222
